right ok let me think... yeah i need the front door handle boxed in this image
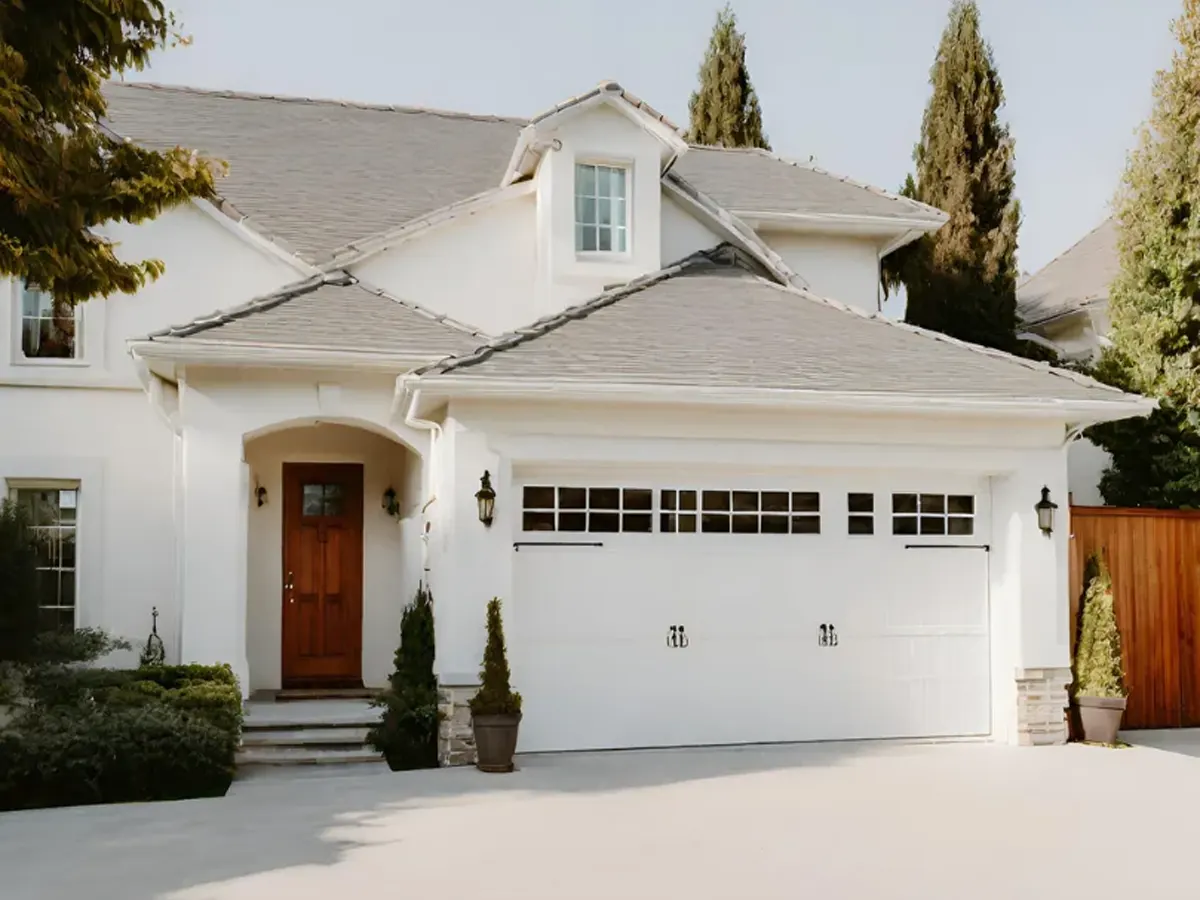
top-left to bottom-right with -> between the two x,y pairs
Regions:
285,571 -> 295,604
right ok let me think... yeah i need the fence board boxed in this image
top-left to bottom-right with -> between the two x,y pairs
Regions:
1069,506 -> 1200,729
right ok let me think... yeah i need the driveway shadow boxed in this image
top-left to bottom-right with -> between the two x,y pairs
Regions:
1126,728 -> 1200,758
0,737 -> 926,900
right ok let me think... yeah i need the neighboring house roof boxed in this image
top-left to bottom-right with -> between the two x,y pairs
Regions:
103,82 -> 523,265
1018,218 -> 1119,327
671,147 -> 946,224
416,245 -> 1133,406
141,272 -> 483,357
103,81 -> 943,268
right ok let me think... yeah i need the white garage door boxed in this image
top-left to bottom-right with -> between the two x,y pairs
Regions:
510,471 -> 991,754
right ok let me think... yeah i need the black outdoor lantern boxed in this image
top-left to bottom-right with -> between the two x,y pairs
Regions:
476,471 -> 496,527
381,487 -> 400,518
1035,486 -> 1058,537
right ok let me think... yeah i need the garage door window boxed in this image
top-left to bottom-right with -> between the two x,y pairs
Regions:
891,493 -> 974,536
522,486 -> 652,533
848,493 -> 874,535
662,489 -> 820,534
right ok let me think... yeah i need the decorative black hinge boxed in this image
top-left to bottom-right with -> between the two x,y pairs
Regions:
818,623 -> 839,647
666,624 -> 690,649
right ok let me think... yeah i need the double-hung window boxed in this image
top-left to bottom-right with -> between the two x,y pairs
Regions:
10,486 -> 79,631
575,163 -> 628,253
19,282 -> 82,361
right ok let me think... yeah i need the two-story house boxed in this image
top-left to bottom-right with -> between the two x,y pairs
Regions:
1,81 -> 1150,760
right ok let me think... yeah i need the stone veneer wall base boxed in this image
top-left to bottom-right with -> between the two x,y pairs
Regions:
1015,667 -> 1072,746
438,683 -> 477,766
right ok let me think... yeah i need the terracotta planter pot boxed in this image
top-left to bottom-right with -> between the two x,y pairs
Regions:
1077,695 -> 1126,744
472,712 -> 521,773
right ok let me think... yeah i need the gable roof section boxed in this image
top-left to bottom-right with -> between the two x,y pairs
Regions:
103,82 -> 945,269
1018,218 -> 1119,327
141,272 -> 483,358
415,246 -> 1139,409
103,82 -> 523,265
672,147 -> 946,225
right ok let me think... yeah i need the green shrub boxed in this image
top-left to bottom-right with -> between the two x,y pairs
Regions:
0,500 -> 39,665
1074,555 -> 1127,699
469,598 -> 521,717
0,703 -> 235,811
368,585 -> 440,770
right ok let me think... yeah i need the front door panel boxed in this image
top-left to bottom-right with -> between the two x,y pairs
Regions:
282,463 -> 364,687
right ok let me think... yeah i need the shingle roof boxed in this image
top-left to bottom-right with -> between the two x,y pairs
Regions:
144,272 -> 484,357
672,147 -> 946,223
103,82 -> 523,265
102,82 -> 944,268
1018,218 -> 1119,326
418,246 -> 1132,405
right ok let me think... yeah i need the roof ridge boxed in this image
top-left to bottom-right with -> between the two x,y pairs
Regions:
751,276 -> 1129,397
106,80 -> 526,125
348,276 -> 491,339
414,247 -> 739,377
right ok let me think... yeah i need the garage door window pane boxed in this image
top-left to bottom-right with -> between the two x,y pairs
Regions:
948,517 -> 974,536
948,495 -> 974,515
702,513 -> 731,533
762,514 -> 788,534
559,487 -> 587,509
559,512 -> 587,532
703,491 -> 731,512
791,515 -> 821,534
590,488 -> 620,510
523,511 -> 555,531
623,488 -> 652,510
762,491 -> 789,513
892,493 -> 918,514
848,493 -> 874,513
623,513 -> 652,532
732,514 -> 758,534
893,515 -> 918,535
524,486 -> 555,509
792,492 -> 820,513
919,516 -> 946,535
732,491 -> 758,512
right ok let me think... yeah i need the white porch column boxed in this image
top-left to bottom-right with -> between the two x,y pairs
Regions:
178,419 -> 251,697
990,450 -> 1072,745
428,414 -> 514,765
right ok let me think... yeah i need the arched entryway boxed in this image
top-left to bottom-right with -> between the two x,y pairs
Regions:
242,420 -> 424,693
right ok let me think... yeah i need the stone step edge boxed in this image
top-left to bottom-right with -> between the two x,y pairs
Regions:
236,749 -> 383,766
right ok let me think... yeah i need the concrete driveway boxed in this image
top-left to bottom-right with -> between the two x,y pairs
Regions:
1,736 -> 1195,900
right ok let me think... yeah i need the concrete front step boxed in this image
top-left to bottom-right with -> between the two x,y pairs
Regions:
236,746 -> 384,767
241,726 -> 371,748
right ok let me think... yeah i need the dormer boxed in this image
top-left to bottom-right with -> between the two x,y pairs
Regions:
503,82 -> 689,317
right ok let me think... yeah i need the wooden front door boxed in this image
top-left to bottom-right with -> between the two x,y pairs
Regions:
282,463 -> 364,687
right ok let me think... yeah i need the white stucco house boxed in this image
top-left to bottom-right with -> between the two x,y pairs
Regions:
1,81 -> 1151,761
1017,218 -> 1121,505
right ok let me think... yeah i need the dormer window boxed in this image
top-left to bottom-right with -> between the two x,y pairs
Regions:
19,282 -> 82,361
575,163 -> 628,254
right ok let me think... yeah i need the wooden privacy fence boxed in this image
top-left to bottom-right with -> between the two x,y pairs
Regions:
1069,506 -> 1200,729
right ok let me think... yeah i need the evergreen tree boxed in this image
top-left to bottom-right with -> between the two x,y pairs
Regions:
686,5 -> 770,149
0,1 -> 218,306
882,0 -> 1020,351
1073,555 -> 1126,700
1106,0 -> 1200,411
469,598 -> 521,717
368,585 -> 439,770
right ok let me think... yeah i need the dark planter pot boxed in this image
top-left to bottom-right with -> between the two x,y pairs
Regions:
472,712 -> 521,773
1077,695 -> 1126,744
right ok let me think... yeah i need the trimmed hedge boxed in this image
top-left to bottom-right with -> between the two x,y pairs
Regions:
0,704 -> 234,810
0,663 -> 242,810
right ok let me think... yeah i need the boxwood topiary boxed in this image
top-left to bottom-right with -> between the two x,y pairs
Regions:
469,598 -> 521,718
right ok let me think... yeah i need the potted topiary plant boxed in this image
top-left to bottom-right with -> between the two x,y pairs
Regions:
470,598 -> 522,773
1073,554 -> 1127,744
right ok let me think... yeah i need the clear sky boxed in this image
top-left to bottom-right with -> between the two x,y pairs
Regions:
133,0 -> 1179,279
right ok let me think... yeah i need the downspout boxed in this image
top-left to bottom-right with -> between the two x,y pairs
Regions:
393,380 -> 441,588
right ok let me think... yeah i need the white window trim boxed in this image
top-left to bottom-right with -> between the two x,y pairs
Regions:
3,459 -> 103,632
573,160 -> 633,260
8,278 -> 96,368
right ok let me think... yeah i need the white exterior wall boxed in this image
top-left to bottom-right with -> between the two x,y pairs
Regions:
243,423 -> 420,691
661,194 -> 722,265
0,204 -> 304,668
425,397 -> 1074,745
758,231 -> 882,313
351,194 -> 538,336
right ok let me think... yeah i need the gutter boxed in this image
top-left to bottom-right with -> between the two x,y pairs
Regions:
400,375 -> 1157,426
128,337 -> 436,372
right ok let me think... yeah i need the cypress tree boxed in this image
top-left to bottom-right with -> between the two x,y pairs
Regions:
882,0 -> 1020,351
686,5 -> 770,150
1106,0 -> 1200,410
0,2 -> 218,306
1088,1 -> 1200,508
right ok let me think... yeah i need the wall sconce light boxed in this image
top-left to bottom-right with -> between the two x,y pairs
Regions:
382,487 -> 401,519
475,471 -> 496,527
1035,486 -> 1058,537
255,482 -> 268,507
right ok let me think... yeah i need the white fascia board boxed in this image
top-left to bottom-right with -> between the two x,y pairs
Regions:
129,337 -> 431,373
403,376 -> 1157,427
190,198 -> 319,276
736,209 -> 948,237
322,182 -> 536,269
